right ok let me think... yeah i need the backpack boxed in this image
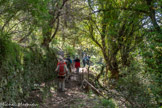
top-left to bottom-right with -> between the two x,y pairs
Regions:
58,62 -> 66,76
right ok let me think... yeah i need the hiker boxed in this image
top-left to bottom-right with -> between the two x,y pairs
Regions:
82,58 -> 86,67
82,55 -> 86,67
72,56 -> 76,68
86,56 -> 90,65
66,56 -> 72,79
55,56 -> 68,91
74,56 -> 80,74
82,55 -> 90,67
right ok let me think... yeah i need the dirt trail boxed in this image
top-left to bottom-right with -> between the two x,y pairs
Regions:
28,68 -> 101,108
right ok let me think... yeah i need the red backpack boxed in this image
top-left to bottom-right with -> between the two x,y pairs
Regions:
58,62 -> 66,76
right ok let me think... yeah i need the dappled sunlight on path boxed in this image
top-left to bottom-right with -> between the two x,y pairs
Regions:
39,68 -> 100,108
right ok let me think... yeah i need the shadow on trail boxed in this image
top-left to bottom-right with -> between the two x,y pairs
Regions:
39,72 -> 88,108
25,68 -> 100,108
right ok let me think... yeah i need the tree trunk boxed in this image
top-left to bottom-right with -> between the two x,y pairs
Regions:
110,69 -> 119,80
109,56 -> 119,79
121,53 -> 130,67
146,0 -> 161,33
95,65 -> 105,82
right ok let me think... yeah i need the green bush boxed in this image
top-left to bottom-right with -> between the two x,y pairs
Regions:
0,33 -> 11,67
0,37 -> 57,103
64,45 -> 76,57
101,99 -> 116,108
115,61 -> 159,108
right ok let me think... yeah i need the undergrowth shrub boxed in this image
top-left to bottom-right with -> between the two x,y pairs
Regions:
116,61 -> 158,108
0,36 -> 57,103
100,99 -> 116,108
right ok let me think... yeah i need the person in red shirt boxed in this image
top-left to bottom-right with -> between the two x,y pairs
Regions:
74,57 -> 80,73
55,56 -> 68,91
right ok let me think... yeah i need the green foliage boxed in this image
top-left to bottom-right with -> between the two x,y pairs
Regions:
93,98 -> 117,108
100,99 -> 116,108
0,37 -> 57,103
0,0 -> 161,106
115,61 -> 159,108
140,30 -> 162,107
0,33 -> 9,64
64,45 -> 76,57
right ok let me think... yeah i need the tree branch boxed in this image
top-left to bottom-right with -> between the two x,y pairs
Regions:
2,15 -> 15,31
89,22 -> 103,50
50,17 -> 60,42
18,29 -> 33,43
146,0 -> 161,33
91,7 -> 149,14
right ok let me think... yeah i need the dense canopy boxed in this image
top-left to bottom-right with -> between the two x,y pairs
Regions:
0,0 -> 161,107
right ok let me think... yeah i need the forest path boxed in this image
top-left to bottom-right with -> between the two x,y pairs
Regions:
28,68 -> 102,108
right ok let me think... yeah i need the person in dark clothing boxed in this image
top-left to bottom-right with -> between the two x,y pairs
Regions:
82,55 -> 86,67
66,56 -> 72,79
82,58 -> 86,67
86,56 -> 90,65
